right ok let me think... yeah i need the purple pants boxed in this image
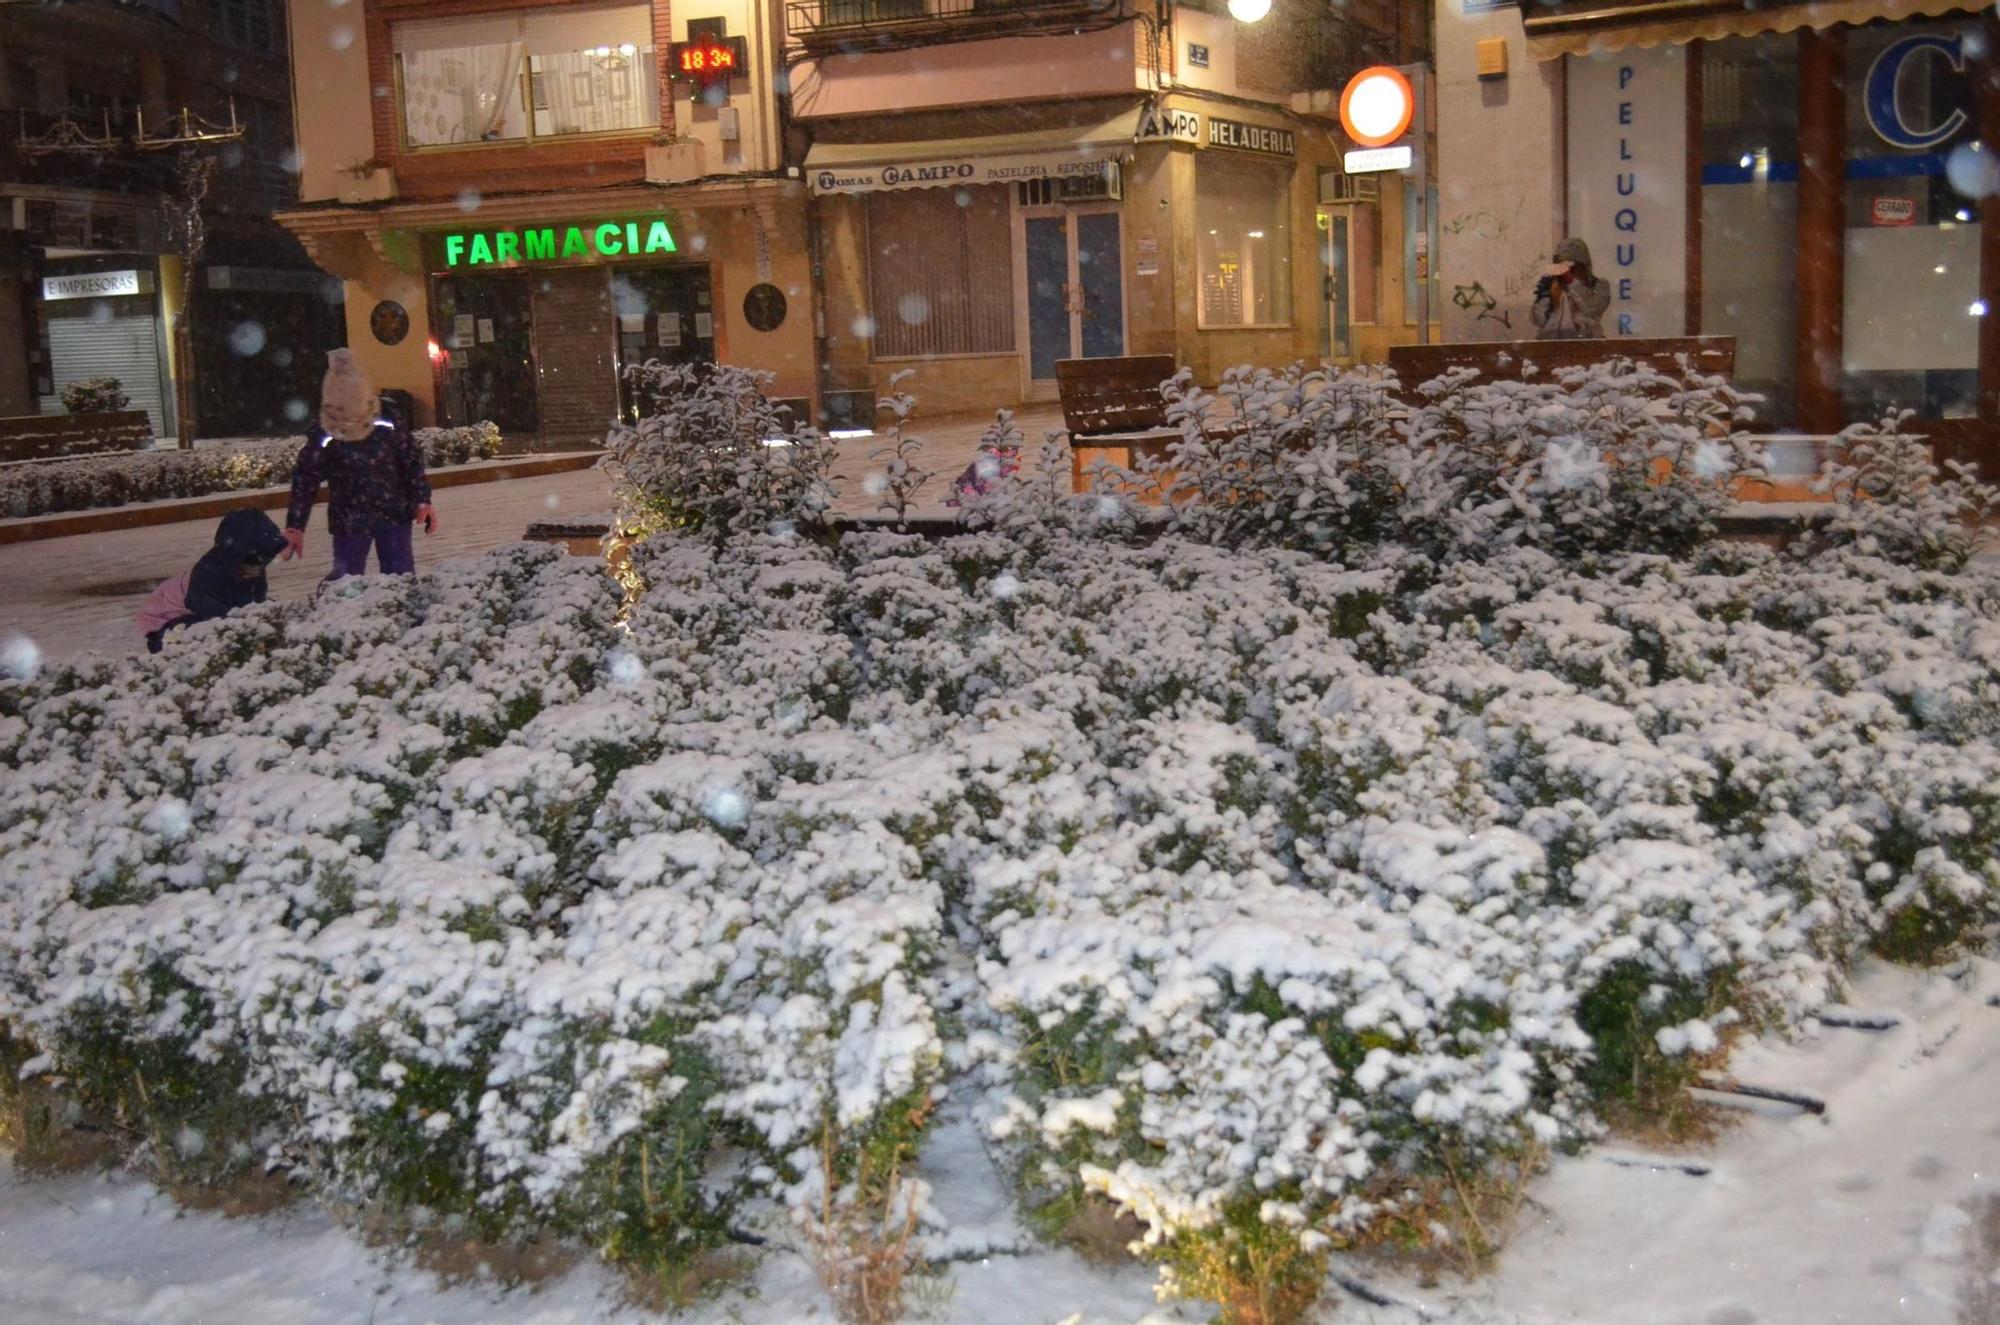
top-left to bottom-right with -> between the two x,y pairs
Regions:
327,524 -> 415,581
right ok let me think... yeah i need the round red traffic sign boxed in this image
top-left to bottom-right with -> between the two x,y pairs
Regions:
1339,65 -> 1415,148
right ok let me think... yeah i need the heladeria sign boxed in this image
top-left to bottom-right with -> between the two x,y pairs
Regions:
438,218 -> 678,268
1207,118 -> 1294,157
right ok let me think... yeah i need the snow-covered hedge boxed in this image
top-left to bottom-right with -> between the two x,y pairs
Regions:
0,423 -> 505,519
5,532 -> 1998,1312
3,360 -> 1996,1321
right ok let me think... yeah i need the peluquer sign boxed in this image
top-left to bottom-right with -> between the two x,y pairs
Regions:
1564,48 -> 1687,337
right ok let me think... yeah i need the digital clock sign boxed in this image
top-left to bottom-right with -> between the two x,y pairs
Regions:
670,36 -> 747,86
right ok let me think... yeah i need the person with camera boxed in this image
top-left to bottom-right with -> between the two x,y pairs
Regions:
1531,237 -> 1612,340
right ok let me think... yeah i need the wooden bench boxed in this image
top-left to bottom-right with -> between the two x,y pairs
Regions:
1057,354 -> 1182,496
0,410 -> 153,464
1387,335 -> 1737,397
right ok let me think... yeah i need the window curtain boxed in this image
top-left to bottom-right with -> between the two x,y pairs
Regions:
396,13 -> 528,145
398,41 -> 524,144
532,48 -> 654,137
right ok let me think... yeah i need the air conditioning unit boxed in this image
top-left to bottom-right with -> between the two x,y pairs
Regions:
1322,171 -> 1381,204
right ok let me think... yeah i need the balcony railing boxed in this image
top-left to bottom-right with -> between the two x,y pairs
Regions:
786,0 -> 1122,53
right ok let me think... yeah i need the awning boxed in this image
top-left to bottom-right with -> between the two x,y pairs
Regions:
804,108 -> 1142,195
1524,0 -> 1981,60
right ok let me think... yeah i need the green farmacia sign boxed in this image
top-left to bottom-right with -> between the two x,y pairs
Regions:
442,219 -> 678,267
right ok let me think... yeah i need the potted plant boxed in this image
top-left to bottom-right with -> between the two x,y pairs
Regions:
8,376 -> 155,460
61,377 -> 131,415
337,157 -> 397,204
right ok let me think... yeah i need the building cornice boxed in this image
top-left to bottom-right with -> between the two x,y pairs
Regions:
275,175 -> 802,235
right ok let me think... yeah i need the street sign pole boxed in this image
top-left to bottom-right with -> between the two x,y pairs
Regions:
1407,62 -> 1431,346
1337,63 -> 1429,341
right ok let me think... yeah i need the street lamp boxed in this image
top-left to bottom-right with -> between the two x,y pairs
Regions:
1227,0 -> 1271,23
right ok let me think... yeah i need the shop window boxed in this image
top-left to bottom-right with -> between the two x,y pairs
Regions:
394,5 -> 656,148
865,187 -> 1015,358
1349,203 -> 1380,325
1196,153 -> 1293,328
1697,34 -> 1801,426
433,275 -> 541,433
613,266 -> 716,420
1838,18 -> 1981,421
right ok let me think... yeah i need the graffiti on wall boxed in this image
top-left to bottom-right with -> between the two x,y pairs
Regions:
1450,280 -> 1512,330
1440,195 -> 1539,337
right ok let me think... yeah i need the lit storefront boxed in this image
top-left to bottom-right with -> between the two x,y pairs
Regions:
33,260 -> 176,435
807,93 -> 1420,416
281,0 -> 810,446
1467,1 -> 2000,471
285,184 -> 814,448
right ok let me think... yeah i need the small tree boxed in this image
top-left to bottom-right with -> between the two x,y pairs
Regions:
603,362 -> 837,549
867,371 -> 933,529
1809,411 -> 2000,572
1144,363 -> 1402,556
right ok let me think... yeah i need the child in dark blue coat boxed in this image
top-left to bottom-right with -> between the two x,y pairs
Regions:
136,507 -> 290,653
282,349 -> 438,579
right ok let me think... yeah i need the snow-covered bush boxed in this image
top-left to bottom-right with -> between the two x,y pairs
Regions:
1808,411 -> 2000,571
4,361 -> 1997,1323
604,363 -> 837,547
1130,357 -> 1765,564
0,423 -> 505,519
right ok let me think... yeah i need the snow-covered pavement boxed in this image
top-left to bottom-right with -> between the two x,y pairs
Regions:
1366,958 -> 2000,1325
0,408 -> 1059,665
3,960 -> 1992,1325
0,468 -> 617,663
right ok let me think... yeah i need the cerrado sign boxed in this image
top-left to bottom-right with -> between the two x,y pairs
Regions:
434,218 -> 679,269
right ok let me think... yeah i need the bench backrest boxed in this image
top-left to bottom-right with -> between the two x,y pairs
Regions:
1387,335 -> 1736,393
1055,354 -> 1177,436
0,410 -> 153,464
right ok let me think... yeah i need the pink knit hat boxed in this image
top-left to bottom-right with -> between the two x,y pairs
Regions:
319,348 -> 379,441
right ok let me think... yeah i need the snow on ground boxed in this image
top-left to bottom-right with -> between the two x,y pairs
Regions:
1354,958 -> 2000,1325
0,1150 -> 1168,1325
0,406 -> 1060,664
3,959 -> 1990,1325
0,468 -> 616,662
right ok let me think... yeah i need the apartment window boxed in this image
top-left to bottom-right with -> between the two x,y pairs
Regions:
2,58 -> 36,113
213,0 -> 280,57
394,5 -> 657,148
1196,153 -> 1293,328
865,187 -> 1016,358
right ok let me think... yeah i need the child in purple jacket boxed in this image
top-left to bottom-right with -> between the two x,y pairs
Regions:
282,349 -> 438,579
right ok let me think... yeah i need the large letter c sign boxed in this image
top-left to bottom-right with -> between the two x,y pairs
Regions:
1865,33 -> 1968,151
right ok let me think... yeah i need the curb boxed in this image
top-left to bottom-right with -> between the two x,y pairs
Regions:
0,452 -> 604,545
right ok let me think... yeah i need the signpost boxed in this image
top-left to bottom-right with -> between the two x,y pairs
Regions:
1337,63 -> 1430,343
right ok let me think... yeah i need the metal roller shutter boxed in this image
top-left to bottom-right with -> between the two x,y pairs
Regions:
43,299 -> 170,438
